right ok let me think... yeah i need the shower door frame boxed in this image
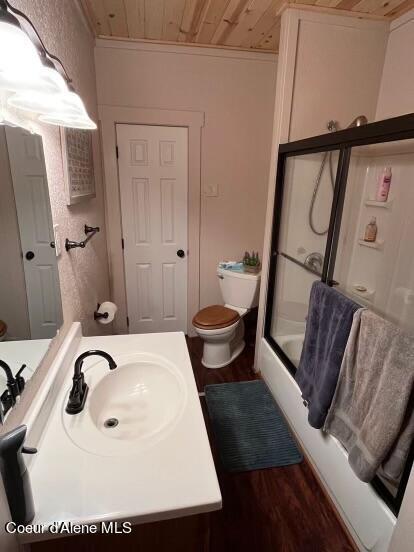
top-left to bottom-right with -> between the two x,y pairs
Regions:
264,112 -> 414,517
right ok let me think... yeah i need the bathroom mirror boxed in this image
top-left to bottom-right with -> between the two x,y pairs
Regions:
0,125 -> 63,418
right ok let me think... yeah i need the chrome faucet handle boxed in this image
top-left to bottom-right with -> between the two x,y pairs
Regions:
304,252 -> 324,274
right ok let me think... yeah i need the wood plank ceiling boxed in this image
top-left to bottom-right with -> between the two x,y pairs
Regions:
82,0 -> 414,53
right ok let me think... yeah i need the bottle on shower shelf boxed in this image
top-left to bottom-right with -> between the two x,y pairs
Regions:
364,217 -> 378,243
376,167 -> 392,202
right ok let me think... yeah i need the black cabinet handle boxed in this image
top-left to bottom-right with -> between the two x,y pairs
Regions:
177,249 -> 185,258
25,251 -> 35,261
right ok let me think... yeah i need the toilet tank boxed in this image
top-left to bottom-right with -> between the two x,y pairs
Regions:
217,267 -> 261,309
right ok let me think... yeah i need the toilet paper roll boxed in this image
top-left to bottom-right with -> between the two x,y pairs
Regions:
96,301 -> 118,324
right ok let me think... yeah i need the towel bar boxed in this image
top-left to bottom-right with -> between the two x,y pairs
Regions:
65,225 -> 100,251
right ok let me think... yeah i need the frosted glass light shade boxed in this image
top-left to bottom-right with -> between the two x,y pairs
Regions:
39,67 -> 68,94
7,84 -> 85,117
0,23 -> 66,96
0,66 -> 67,94
0,71 -> 42,92
7,90 -> 79,115
0,21 -> 41,74
59,91 -> 89,116
39,113 -> 97,130
39,90 -> 97,129
0,19 -> 96,130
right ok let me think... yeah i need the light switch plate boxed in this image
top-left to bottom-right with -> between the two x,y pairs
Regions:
53,224 -> 61,257
204,183 -> 218,197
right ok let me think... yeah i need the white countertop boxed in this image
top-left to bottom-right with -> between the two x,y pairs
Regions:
21,332 -> 221,543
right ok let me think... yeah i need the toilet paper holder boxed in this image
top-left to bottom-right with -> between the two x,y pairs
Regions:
94,303 -> 109,321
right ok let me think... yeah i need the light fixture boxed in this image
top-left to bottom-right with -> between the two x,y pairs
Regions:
8,88 -> 97,129
46,90 -> 97,129
0,12 -> 41,74
0,0 -> 96,130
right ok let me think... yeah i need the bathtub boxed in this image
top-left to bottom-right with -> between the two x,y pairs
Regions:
276,333 -> 305,367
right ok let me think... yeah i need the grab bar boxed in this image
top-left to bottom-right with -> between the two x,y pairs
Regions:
279,251 -> 322,277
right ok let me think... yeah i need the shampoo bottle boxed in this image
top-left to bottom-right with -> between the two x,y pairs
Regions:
376,167 -> 392,202
364,217 -> 378,243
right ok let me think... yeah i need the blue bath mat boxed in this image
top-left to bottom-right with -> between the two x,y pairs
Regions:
204,380 -> 303,472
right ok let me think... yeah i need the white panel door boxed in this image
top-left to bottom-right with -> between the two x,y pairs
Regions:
117,124 -> 188,334
5,127 -> 62,339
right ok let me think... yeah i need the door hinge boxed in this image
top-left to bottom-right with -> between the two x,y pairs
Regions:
121,238 -> 125,250
116,145 -> 119,158
126,316 -> 130,327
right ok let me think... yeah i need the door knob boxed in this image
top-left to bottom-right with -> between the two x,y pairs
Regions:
25,251 -> 35,261
177,249 -> 185,258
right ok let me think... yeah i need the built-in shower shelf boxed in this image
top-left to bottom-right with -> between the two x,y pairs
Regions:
364,199 -> 393,209
358,239 -> 384,250
351,285 -> 376,302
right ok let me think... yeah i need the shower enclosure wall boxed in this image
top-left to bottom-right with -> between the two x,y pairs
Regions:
264,113 -> 414,520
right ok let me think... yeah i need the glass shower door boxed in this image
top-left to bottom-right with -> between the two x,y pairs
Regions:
333,139 -> 414,336
328,138 -> 414,506
267,149 -> 341,371
264,114 -> 414,516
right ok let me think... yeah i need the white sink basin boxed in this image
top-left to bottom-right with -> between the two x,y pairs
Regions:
63,352 -> 187,456
24,330 -> 221,542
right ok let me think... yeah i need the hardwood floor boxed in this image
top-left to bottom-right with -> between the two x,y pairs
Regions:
189,336 -> 356,552
32,335 -> 356,552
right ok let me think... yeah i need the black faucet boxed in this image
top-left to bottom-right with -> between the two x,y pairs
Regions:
66,350 -> 117,415
0,360 -> 19,406
0,363 -> 28,422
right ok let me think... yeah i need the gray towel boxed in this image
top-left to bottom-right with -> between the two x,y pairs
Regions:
295,282 -> 361,429
324,309 -> 414,483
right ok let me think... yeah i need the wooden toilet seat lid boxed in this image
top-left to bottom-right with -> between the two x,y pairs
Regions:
192,305 -> 240,330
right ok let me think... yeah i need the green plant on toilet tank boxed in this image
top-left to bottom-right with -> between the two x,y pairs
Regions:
243,251 -> 260,272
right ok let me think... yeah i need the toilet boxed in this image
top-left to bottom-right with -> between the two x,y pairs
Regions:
192,265 -> 261,369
